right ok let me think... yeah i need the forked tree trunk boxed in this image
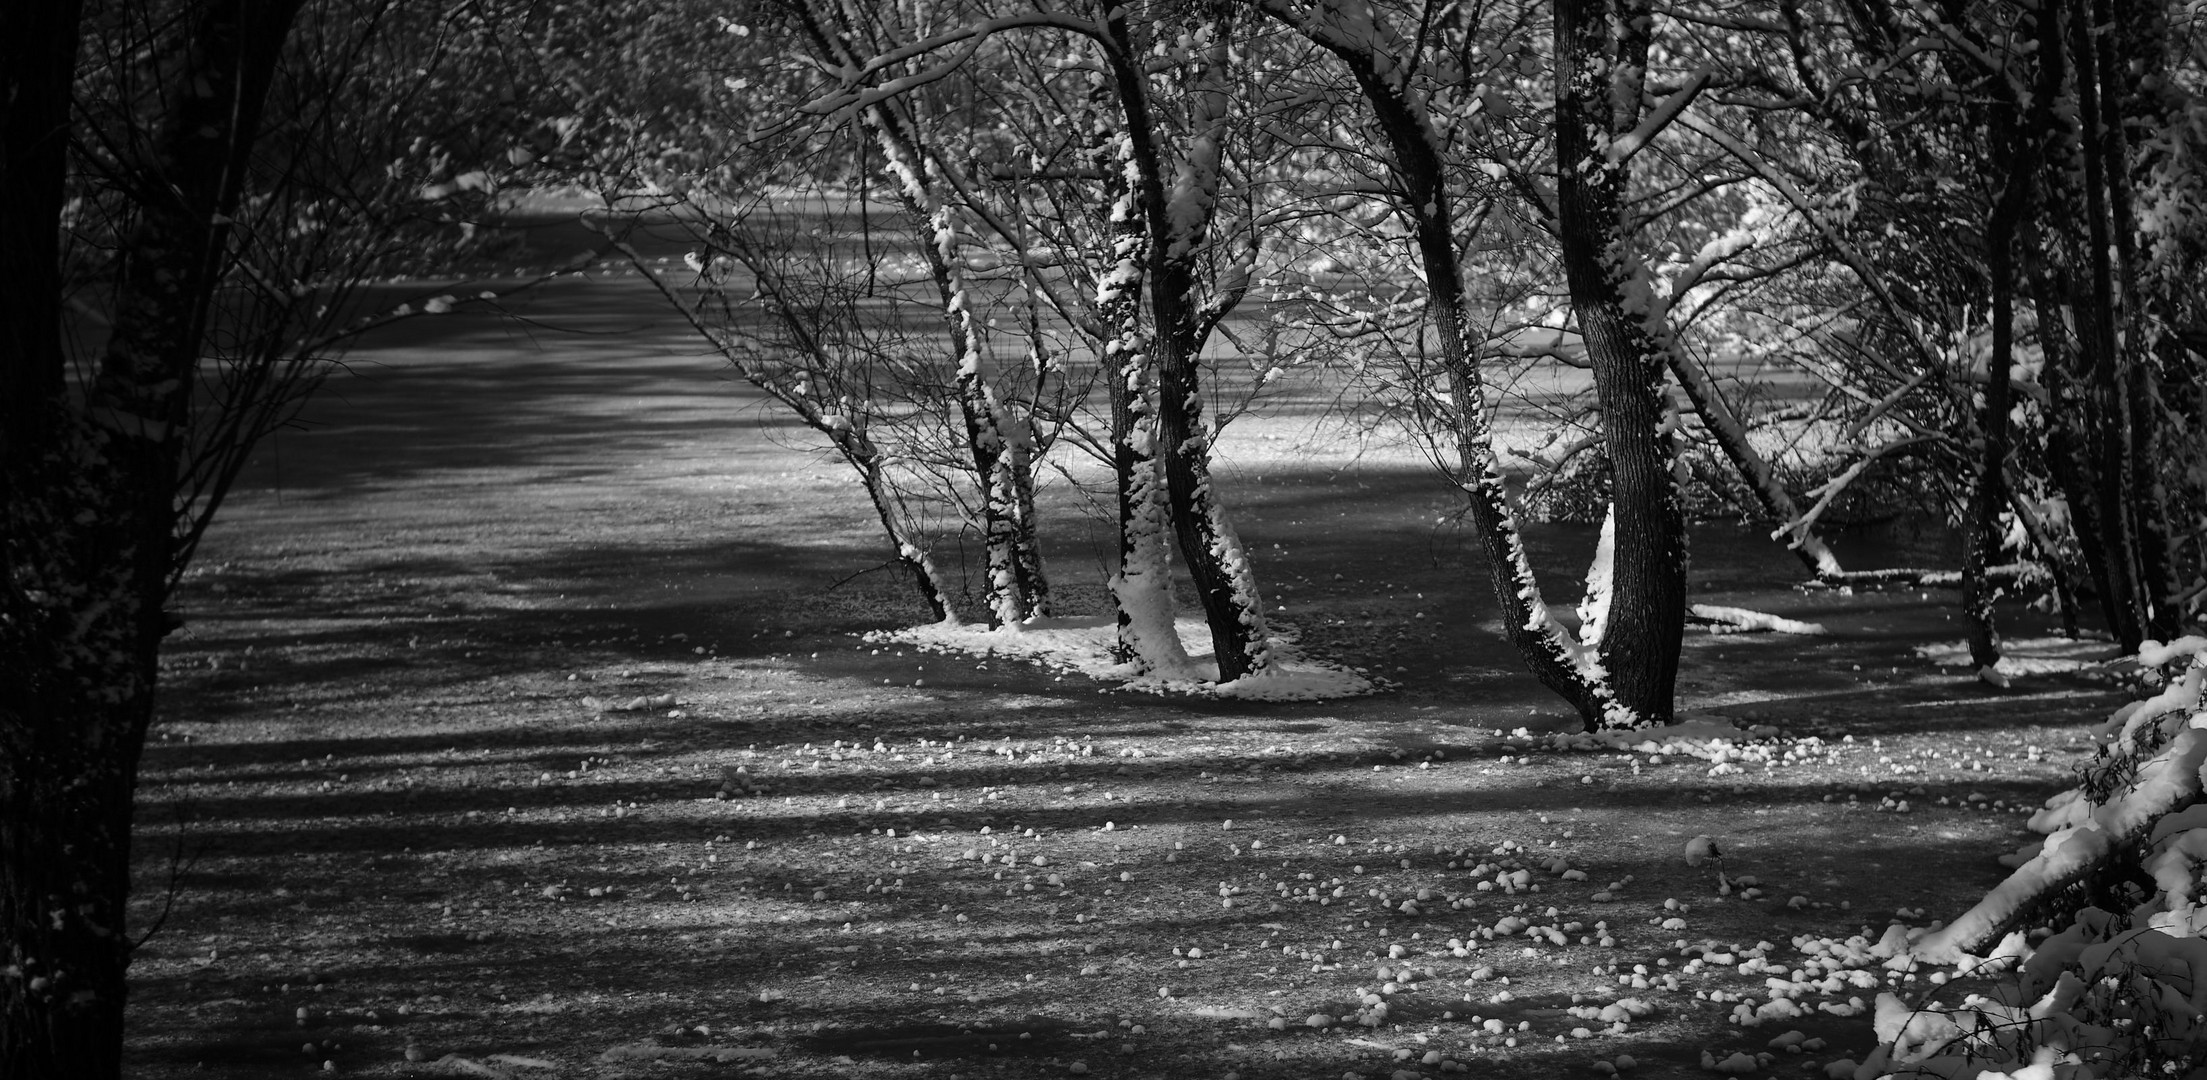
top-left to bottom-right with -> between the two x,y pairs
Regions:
782,0 -> 1053,629
1095,136 -> 1189,671
2,4 -> 303,1077
1553,0 -> 1688,723
1100,1 -> 1271,681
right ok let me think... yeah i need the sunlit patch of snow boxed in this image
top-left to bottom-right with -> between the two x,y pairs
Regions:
867,615 -> 1376,701
1913,635 -> 2120,675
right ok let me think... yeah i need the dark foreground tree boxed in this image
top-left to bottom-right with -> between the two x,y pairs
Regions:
2,4 -> 307,1074
2,0 -> 549,1072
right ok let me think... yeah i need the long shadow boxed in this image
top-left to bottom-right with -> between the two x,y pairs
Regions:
134,750 -> 2063,861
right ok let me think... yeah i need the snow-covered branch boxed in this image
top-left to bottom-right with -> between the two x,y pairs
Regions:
1608,64 -> 1713,166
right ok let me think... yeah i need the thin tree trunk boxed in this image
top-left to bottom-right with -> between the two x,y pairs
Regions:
867,109 -> 1046,627
1554,0 -> 1687,723
854,450 -> 955,623
2066,0 -> 2149,649
1964,112 -> 2029,675
2090,0 -> 2179,641
1005,429 -> 1049,620
2030,255 -> 2127,636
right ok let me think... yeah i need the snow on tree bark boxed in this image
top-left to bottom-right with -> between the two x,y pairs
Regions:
1103,1 -> 1273,681
1095,124 -> 1190,673
864,105 -> 1049,628
1262,0 -> 1621,726
1552,0 -> 1688,725
1662,341 -> 1841,578
1578,506 -> 1616,649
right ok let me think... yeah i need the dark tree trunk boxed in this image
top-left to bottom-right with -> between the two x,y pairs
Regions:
0,0 -> 80,438
2090,0 -> 2178,641
2064,0 -> 2151,649
2029,254 -> 2129,637
1101,3 -> 1271,681
1553,0 -> 1687,723
1278,8 -> 1614,724
2,4 -> 303,1078
1964,110 -> 2031,674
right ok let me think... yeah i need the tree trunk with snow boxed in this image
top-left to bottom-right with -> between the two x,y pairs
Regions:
1101,3 -> 1272,681
1264,0 -> 1617,725
2,4 -> 302,1076
865,107 -> 1050,628
856,455 -> 958,624
1093,119 -> 1188,672
1553,0 -> 1688,724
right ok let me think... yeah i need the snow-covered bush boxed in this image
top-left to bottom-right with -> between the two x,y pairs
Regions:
1852,638 -> 2207,1079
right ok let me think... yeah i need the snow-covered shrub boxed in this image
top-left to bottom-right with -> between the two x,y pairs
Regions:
1850,917 -> 2207,1079
1852,638 -> 2207,1079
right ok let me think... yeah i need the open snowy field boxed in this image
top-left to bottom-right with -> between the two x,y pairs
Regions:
123,228 -> 2132,1079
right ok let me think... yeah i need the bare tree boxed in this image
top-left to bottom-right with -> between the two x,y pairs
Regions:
796,0 -> 1280,680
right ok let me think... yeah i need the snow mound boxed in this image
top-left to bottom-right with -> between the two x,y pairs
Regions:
868,615 -> 1378,701
1913,636 -> 2121,676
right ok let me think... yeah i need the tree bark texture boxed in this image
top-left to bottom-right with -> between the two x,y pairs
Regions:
1102,3 -> 1272,681
1093,113 -> 1187,672
1553,0 -> 1687,723
1271,1 -> 1618,725
868,107 -> 1049,627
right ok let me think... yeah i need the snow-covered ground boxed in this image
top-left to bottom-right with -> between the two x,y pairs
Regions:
869,614 -> 1380,700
